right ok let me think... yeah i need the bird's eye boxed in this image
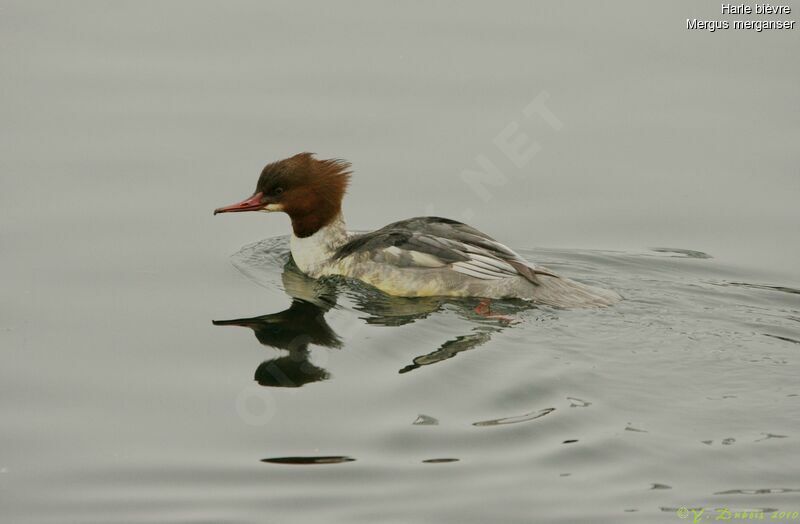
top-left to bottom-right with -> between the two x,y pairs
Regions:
272,187 -> 284,196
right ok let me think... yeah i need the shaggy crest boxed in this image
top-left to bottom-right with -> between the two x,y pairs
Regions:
256,153 -> 352,237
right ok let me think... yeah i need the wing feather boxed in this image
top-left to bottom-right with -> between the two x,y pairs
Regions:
450,264 -> 506,280
333,217 -> 558,285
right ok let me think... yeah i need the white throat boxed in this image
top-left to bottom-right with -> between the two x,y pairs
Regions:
289,214 -> 349,277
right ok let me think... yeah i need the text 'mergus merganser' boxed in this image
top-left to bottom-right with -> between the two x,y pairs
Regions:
214,153 -> 621,308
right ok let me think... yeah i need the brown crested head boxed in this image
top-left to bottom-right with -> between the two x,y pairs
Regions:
214,153 -> 351,238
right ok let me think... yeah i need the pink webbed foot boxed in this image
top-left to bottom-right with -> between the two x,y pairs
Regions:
474,299 -> 515,323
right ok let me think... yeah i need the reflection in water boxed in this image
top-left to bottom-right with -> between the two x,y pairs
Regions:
213,301 -> 341,387
215,260 -> 526,387
398,328 -> 499,374
214,266 -> 340,387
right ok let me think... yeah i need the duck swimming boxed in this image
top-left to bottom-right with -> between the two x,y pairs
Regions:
214,153 -> 621,308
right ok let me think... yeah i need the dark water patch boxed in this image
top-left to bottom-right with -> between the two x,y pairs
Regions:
663,506 -> 780,515
763,333 -> 800,345
421,458 -> 459,464
701,438 -> 737,446
754,433 -> 787,442
714,488 -> 800,495
651,247 -> 713,259
473,407 -> 555,427
718,281 -> 800,296
261,456 -> 356,465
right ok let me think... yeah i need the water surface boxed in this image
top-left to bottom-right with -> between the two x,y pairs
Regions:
2,1 -> 799,522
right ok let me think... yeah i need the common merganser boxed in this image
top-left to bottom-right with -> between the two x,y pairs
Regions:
214,153 -> 621,308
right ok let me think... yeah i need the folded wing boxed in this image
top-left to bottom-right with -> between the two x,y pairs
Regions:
333,217 -> 558,285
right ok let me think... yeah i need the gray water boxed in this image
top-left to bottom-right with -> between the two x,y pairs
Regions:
2,1 -> 799,523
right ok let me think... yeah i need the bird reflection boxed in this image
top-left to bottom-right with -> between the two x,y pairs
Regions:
214,263 -> 340,387
214,261 -> 524,387
212,300 -> 338,387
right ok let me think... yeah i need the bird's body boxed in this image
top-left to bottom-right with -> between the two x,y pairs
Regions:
215,153 -> 621,308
